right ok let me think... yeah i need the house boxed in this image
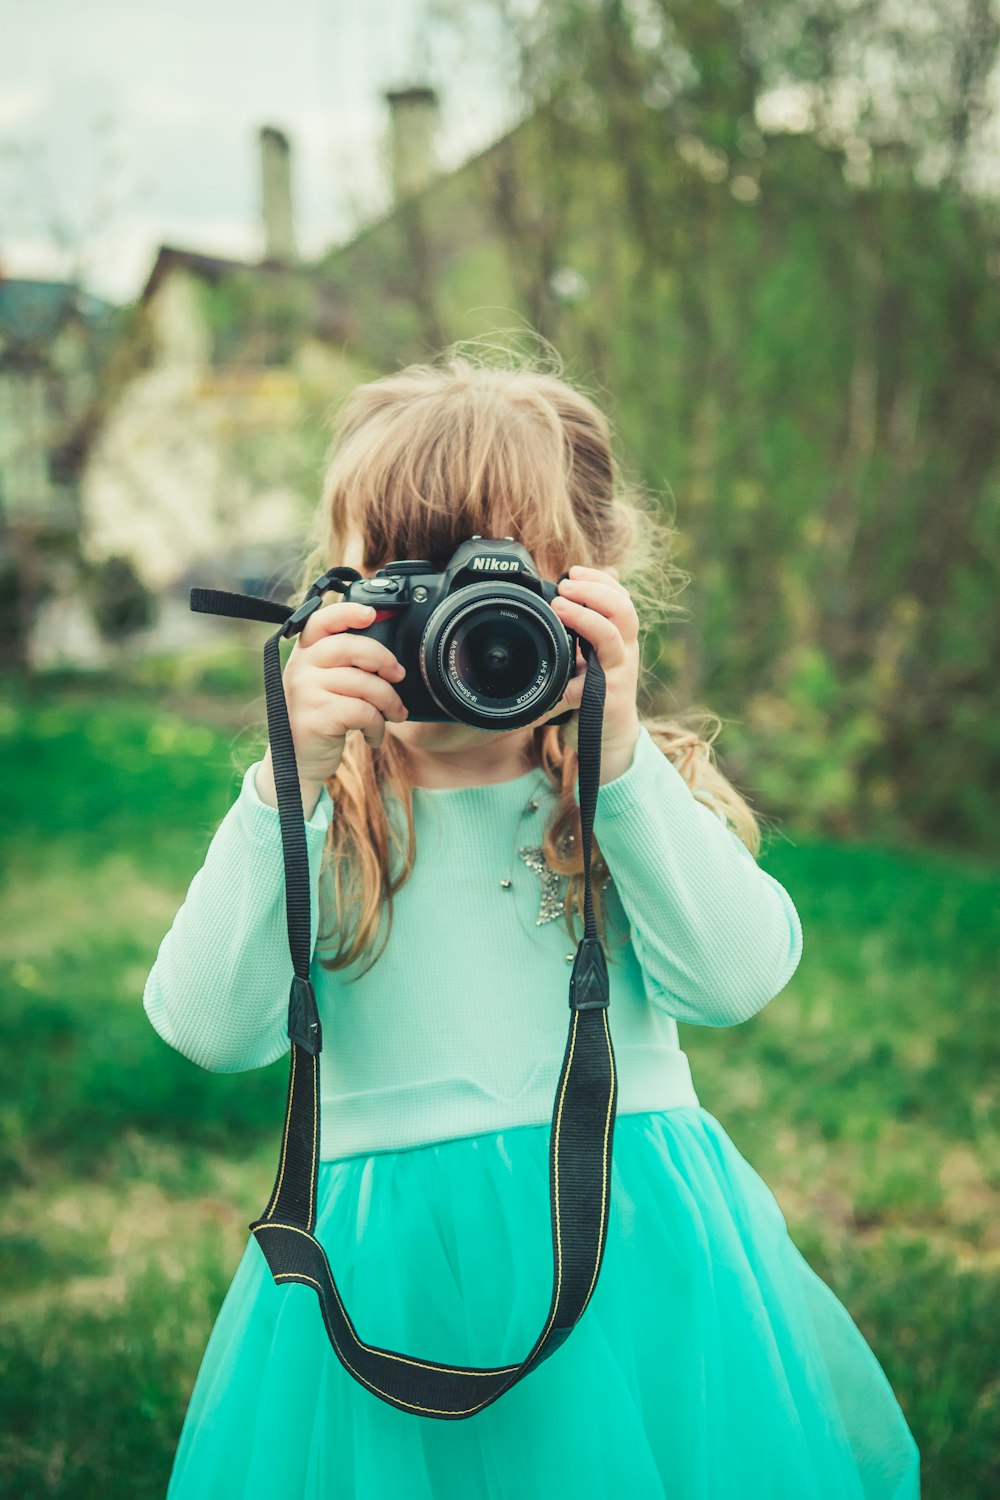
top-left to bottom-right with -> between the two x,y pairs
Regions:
63,90 -> 581,656
24,124 -> 391,668
76,126 -> 374,606
73,92 -> 565,610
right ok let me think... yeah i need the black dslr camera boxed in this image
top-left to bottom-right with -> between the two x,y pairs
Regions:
307,536 -> 579,730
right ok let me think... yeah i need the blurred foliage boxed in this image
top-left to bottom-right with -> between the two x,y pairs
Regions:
194,270 -> 315,369
127,638 -> 265,701
313,0 -> 1000,854
0,677 -> 997,1494
84,554 -> 158,643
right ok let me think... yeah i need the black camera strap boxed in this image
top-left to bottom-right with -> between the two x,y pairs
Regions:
190,571 -> 618,1420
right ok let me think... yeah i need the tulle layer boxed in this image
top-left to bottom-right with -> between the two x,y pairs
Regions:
167,1107 -> 920,1499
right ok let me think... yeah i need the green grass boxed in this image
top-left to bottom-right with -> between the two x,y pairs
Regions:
1,667 -> 997,1497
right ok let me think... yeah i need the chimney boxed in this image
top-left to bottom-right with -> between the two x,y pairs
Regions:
384,86 -> 440,201
259,125 -> 297,263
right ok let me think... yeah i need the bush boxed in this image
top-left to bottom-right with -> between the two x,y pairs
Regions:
86,556 -> 158,643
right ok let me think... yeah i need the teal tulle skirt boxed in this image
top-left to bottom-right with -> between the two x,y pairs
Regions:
166,1107 -> 920,1499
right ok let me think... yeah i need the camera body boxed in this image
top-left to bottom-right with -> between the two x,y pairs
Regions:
337,536 -> 579,730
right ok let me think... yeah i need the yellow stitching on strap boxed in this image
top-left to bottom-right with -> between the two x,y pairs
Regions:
266,1043 -> 296,1220
254,1011 -> 614,1419
531,1008 -> 577,1351
255,1222 -> 519,1377
581,1009 -> 616,1311
271,1264 -> 514,1417
309,1050 -> 317,1225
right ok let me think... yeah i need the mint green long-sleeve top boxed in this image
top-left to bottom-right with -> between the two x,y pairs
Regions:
143,725 -> 803,1161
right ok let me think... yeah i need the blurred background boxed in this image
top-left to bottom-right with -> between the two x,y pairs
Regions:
1,1 -> 997,1495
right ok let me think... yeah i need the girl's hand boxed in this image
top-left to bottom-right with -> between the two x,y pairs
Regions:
538,566 -> 642,783
273,600 -> 410,788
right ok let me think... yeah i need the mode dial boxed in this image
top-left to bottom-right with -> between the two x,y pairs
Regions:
383,560 -> 433,575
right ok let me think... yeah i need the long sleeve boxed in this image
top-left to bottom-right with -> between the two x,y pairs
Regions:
576,725 -> 803,1027
143,761 -> 334,1072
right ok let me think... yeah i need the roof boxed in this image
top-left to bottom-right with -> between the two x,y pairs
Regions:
139,244 -> 356,345
317,107 -> 530,269
140,246 -> 259,303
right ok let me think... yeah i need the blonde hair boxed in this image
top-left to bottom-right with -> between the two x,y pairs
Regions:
288,338 -> 765,980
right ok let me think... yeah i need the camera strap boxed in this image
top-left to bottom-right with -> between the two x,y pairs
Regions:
190,573 -> 618,1420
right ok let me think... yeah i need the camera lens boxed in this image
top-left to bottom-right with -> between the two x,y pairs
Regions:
420,587 -> 574,729
453,613 -> 544,702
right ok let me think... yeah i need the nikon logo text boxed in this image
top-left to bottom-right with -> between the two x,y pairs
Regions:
472,556 -> 520,571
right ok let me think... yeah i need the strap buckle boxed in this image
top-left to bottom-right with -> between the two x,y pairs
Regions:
568,938 -> 609,1010
280,594 -> 323,639
280,567 -> 361,639
288,976 -> 323,1053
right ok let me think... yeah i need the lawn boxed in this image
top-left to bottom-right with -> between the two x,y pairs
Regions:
1,663 -> 996,1498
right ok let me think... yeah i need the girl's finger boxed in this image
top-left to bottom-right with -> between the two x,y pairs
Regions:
538,654 -> 589,725
556,579 -> 639,641
305,630 -> 405,682
310,667 -> 409,722
552,597 -> 632,663
568,564 -> 626,591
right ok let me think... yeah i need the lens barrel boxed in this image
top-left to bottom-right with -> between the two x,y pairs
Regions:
420,585 -> 574,730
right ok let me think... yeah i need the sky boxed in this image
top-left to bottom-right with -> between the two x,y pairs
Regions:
5,1 -> 998,308
0,0 -> 519,305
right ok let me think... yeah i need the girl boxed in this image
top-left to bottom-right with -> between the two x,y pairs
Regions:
144,346 -> 920,1498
